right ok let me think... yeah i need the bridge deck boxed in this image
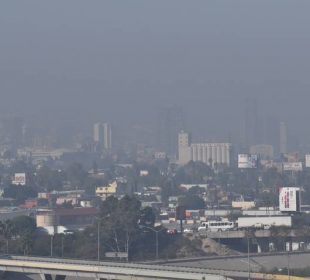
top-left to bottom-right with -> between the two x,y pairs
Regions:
0,255 -> 237,280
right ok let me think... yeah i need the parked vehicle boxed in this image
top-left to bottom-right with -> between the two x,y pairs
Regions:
183,228 -> 194,234
166,228 -> 178,235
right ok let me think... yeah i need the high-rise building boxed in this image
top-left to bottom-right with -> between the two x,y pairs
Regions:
103,122 -> 112,151
280,121 -> 287,154
178,131 -> 191,164
93,122 -> 112,151
178,131 -> 232,166
158,107 -> 185,157
93,123 -> 103,144
244,98 -> 260,147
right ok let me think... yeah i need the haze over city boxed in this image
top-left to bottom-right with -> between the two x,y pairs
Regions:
2,1 -> 310,148
2,2 -> 310,280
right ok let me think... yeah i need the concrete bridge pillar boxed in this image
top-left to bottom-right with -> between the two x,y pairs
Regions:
40,275 -> 53,280
55,276 -> 66,280
256,238 -> 270,252
40,274 -> 66,280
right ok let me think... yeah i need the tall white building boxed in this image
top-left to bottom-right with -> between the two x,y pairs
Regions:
178,131 -> 191,164
178,131 -> 231,166
93,122 -> 112,151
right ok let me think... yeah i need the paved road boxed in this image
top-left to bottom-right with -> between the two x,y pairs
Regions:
3,273 -> 91,280
166,252 -> 310,272
3,252 -> 310,279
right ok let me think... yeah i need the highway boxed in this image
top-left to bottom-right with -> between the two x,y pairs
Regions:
1,253 -> 309,280
0,255 -> 235,280
158,251 -> 310,272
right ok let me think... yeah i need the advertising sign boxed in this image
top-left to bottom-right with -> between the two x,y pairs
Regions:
283,162 -> 303,172
12,173 -> 26,186
279,187 -> 301,212
176,206 -> 186,220
238,154 -> 258,168
306,155 -> 310,168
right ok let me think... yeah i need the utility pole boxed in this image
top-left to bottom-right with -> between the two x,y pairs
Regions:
155,231 -> 159,260
61,234 -> 64,258
287,248 -> 290,280
140,225 -> 164,260
50,235 -> 54,257
247,228 -> 250,280
97,219 -> 101,263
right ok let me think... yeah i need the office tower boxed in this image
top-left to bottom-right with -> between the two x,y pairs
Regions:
178,131 -> 191,164
262,115 -> 278,153
279,121 -> 287,154
158,107 -> 185,157
93,123 -> 103,144
244,98 -> 260,148
103,122 -> 112,150
93,122 -> 112,151
178,131 -> 231,166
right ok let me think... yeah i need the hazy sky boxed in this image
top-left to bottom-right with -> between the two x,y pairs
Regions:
1,1 -> 310,143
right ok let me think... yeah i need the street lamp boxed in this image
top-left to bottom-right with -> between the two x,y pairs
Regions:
61,234 -> 65,258
140,225 -> 165,260
245,228 -> 251,280
50,234 -> 54,257
97,219 -> 101,263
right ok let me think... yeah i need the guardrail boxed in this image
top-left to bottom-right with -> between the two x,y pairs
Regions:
0,255 -> 236,280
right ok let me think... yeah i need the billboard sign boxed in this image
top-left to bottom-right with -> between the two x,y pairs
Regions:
105,252 -> 128,259
238,154 -> 258,168
12,173 -> 26,186
176,206 -> 186,220
306,155 -> 310,168
279,187 -> 301,212
283,162 -> 303,172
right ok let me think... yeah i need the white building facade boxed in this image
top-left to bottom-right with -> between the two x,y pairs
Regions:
178,131 -> 231,166
93,122 -> 112,151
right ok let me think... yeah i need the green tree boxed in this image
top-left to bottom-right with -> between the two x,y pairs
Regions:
178,195 -> 205,210
0,220 -> 16,253
36,165 -> 65,191
174,161 -> 213,184
99,195 -> 156,260
139,207 -> 156,227
11,216 -> 36,256
66,162 -> 87,188
11,216 -> 36,237
3,185 -> 37,203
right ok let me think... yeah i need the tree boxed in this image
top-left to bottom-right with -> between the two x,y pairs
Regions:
139,207 -> 156,227
174,161 -> 213,184
178,195 -> 205,210
11,216 -> 36,237
0,220 -> 16,253
3,185 -> 37,203
11,216 -> 36,256
99,195 -> 156,260
36,165 -> 65,191
66,162 -> 87,188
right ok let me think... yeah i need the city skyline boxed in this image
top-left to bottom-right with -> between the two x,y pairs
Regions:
1,1 -> 310,149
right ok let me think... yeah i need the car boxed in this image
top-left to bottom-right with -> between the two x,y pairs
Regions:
166,228 -> 177,235
183,228 -> 194,234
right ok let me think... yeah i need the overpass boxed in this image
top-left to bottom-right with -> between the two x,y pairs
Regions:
0,255 -> 237,280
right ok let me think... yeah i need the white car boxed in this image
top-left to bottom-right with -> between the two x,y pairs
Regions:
183,228 -> 194,233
